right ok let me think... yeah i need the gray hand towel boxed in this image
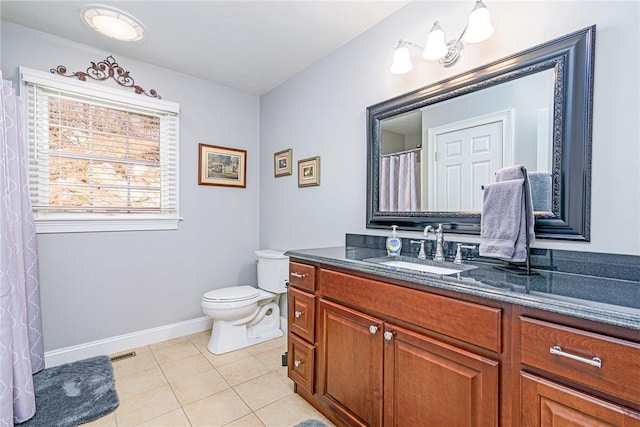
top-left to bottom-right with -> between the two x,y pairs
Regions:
496,165 -> 535,245
495,165 -> 526,181
528,171 -> 552,212
479,179 -> 526,260
480,165 -> 535,262
496,165 -> 536,244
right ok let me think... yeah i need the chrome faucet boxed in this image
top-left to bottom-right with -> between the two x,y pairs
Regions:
423,224 -> 445,262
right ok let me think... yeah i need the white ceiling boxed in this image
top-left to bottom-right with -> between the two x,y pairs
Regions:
0,1 -> 408,95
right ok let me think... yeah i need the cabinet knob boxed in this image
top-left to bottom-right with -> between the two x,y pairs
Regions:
384,331 -> 395,341
294,359 -> 303,368
369,325 -> 379,335
294,310 -> 303,318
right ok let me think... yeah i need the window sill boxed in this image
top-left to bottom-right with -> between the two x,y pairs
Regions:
34,216 -> 182,234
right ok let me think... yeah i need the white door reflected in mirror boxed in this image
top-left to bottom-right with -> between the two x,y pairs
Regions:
379,68 -> 554,214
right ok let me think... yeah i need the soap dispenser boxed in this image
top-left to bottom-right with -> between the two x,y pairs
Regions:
386,225 -> 402,256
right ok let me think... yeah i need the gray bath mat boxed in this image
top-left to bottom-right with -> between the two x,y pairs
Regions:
294,420 -> 328,427
17,355 -> 119,427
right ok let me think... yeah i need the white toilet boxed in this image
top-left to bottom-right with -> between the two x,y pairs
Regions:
201,249 -> 289,354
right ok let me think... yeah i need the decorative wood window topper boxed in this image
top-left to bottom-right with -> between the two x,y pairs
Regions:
50,55 -> 161,98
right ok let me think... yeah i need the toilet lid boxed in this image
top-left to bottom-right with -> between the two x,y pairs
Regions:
203,285 -> 260,302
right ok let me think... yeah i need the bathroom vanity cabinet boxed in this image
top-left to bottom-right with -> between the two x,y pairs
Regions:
318,269 -> 501,427
287,258 -> 640,427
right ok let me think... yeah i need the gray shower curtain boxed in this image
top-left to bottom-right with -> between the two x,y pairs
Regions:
379,151 -> 418,212
0,74 -> 44,425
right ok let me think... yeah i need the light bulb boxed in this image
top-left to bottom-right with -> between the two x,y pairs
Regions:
423,22 -> 448,60
463,0 -> 494,43
390,45 -> 413,74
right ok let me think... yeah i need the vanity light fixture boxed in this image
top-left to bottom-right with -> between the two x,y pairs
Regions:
390,0 -> 494,74
81,4 -> 145,42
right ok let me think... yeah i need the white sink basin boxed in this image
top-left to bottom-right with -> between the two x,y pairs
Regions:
379,260 -> 464,275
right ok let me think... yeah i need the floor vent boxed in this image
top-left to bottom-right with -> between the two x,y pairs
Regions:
110,351 -> 137,362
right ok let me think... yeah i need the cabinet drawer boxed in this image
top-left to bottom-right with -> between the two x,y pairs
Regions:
320,269 -> 502,352
288,333 -> 315,394
289,287 -> 316,343
289,262 -> 316,292
520,317 -> 640,405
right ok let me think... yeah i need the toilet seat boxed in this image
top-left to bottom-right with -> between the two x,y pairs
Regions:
203,285 -> 260,303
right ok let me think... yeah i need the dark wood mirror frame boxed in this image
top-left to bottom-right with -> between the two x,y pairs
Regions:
366,26 -> 595,241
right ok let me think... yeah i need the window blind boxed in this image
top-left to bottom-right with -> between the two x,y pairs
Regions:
23,80 -> 178,216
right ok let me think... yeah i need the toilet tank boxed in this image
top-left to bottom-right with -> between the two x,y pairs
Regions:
255,249 -> 289,294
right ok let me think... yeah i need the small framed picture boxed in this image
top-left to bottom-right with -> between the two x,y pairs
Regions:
298,156 -> 320,187
198,143 -> 247,188
274,149 -> 292,177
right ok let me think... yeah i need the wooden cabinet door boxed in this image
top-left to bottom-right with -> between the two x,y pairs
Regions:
521,372 -> 640,427
288,287 -> 315,343
288,333 -> 315,394
384,324 -> 500,427
318,299 -> 384,427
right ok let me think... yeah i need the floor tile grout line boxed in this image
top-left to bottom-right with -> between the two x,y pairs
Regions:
150,343 -> 206,427
231,371 -> 294,413
143,344 -> 194,426
228,387 -> 259,426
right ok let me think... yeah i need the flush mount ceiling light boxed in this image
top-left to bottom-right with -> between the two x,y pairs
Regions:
390,0 -> 494,74
81,4 -> 145,42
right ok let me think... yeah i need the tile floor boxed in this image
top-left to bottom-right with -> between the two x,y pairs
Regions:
83,332 -> 335,427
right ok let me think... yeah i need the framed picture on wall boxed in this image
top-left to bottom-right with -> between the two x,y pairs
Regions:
198,143 -> 247,188
274,149 -> 292,177
298,156 -> 320,187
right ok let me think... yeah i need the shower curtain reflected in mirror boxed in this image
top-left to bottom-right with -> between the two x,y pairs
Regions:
379,151 -> 418,212
0,75 -> 44,425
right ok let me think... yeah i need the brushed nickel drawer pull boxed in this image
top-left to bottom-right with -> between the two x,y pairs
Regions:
291,272 -> 308,279
294,310 -> 303,318
294,359 -> 303,368
550,345 -> 602,368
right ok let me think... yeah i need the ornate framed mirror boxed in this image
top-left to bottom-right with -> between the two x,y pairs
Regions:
366,26 -> 595,241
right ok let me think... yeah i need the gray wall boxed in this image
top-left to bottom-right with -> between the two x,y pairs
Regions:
260,1 -> 640,256
1,22 -> 261,351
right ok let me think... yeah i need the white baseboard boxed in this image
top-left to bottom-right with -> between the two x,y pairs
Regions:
45,316 -> 213,368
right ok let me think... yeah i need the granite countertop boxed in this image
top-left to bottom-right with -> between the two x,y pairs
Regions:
285,246 -> 640,331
